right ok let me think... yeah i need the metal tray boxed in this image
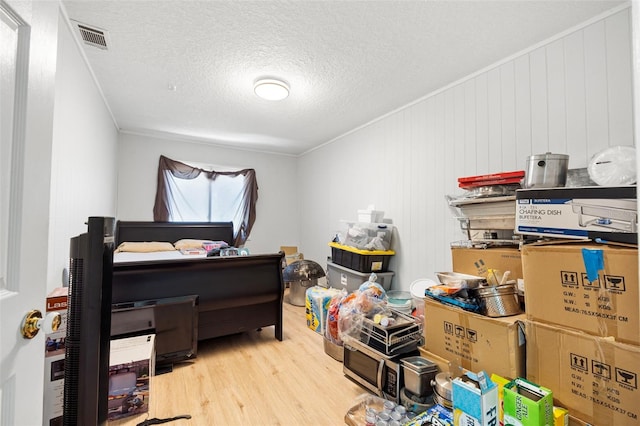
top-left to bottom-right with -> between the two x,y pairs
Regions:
457,215 -> 515,231
448,195 -> 516,221
456,215 -> 516,242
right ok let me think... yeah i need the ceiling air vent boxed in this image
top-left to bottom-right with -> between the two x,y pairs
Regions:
72,20 -> 110,50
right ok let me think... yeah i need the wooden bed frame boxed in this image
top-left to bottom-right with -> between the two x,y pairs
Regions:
112,221 -> 285,341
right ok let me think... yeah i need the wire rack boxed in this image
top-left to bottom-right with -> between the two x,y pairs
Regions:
359,310 -> 422,356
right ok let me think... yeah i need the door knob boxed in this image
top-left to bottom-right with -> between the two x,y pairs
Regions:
21,309 -> 62,339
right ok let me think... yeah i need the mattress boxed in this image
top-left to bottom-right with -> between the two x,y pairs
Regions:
113,251 -> 207,263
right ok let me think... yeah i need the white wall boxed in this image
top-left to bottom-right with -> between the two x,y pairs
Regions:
47,11 -> 119,291
116,133 -> 299,255
298,7 -> 635,292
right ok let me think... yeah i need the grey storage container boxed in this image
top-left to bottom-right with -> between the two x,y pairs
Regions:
401,356 -> 439,396
325,260 -> 394,293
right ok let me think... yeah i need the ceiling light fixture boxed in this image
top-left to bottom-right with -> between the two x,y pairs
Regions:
254,78 -> 290,101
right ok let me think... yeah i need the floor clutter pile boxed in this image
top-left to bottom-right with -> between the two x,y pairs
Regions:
309,174 -> 638,426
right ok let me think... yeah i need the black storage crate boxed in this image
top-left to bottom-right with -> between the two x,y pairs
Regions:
329,242 -> 394,273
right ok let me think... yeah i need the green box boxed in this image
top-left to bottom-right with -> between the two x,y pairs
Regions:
503,378 -> 553,426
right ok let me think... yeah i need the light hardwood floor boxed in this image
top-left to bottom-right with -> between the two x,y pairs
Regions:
112,290 -> 367,426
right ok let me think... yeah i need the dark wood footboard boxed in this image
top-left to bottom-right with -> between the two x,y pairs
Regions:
113,221 -> 285,341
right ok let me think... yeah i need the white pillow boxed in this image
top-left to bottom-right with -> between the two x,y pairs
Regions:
173,239 -> 214,250
114,241 -> 176,253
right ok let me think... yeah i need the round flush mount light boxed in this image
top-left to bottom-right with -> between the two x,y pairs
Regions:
254,78 -> 290,101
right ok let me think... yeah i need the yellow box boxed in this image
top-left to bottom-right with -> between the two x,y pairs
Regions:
491,374 -> 511,426
554,407 -> 569,426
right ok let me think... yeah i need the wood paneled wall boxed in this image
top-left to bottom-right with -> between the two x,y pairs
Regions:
298,6 -> 634,289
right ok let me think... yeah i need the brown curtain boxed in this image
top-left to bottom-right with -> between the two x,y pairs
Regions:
153,155 -> 258,246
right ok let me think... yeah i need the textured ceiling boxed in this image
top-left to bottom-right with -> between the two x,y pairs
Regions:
62,0 -> 625,156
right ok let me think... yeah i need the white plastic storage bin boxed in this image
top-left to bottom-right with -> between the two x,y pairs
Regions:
325,260 -> 394,293
343,222 -> 394,251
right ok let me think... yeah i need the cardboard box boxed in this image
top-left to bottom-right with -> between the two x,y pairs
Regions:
515,186 -> 637,244
418,347 -> 456,374
568,415 -> 593,426
527,321 -> 640,426
453,371 -> 499,426
503,378 -> 554,426
451,246 -> 523,282
108,334 -> 155,422
423,299 -> 526,379
280,246 -> 303,266
305,286 -> 341,334
522,241 -> 639,345
43,287 -> 68,426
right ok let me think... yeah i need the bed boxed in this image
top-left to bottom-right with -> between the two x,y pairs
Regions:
111,221 -> 285,341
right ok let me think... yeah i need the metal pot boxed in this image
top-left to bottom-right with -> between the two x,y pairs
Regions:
524,152 -> 569,188
471,284 -> 522,317
430,372 -> 452,408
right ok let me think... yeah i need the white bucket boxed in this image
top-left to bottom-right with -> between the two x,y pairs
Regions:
410,278 -> 437,323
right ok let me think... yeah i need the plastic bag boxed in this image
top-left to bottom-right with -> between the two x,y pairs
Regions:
344,393 -> 388,426
338,276 -> 390,344
427,284 -> 464,296
325,289 -> 349,345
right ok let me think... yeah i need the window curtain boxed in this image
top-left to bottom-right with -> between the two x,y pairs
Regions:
153,155 -> 258,246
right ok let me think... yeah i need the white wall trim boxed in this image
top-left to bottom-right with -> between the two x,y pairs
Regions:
119,128 -> 299,158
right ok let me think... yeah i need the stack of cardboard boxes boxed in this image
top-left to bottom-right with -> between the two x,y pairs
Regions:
419,185 -> 639,425
517,186 -> 639,426
419,246 -> 527,380
522,241 -> 639,425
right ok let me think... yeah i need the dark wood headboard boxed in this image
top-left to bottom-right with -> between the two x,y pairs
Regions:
115,221 -> 234,246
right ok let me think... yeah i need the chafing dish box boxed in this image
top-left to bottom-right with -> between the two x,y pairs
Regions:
515,186 -> 637,244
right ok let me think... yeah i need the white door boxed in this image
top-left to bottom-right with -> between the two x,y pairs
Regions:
0,1 -> 58,425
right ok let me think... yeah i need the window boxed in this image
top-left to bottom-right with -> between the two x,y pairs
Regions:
153,155 -> 258,246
